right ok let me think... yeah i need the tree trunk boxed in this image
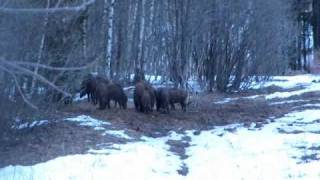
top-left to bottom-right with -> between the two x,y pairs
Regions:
30,0 -> 51,96
137,0 -> 146,71
106,0 -> 115,77
131,0 -> 140,70
313,0 -> 320,49
81,1 -> 88,61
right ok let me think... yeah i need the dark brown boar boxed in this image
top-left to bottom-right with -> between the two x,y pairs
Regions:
134,81 -> 156,113
155,88 -> 170,113
141,89 -> 152,113
94,81 -> 109,109
80,75 -> 110,105
105,83 -> 127,109
95,82 -> 127,110
168,88 -> 188,111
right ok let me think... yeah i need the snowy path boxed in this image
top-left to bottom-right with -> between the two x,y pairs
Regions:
1,75 -> 320,180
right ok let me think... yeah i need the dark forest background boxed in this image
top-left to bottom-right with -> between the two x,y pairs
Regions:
0,0 -> 319,122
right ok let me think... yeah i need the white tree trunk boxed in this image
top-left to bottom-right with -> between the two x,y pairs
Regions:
30,0 -> 51,96
149,0 -> 155,35
105,0 -> 115,77
82,0 -> 88,60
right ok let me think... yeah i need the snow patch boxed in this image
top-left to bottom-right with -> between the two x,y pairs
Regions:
214,97 -> 238,104
299,104 -> 320,108
217,74 -> 320,104
269,99 -> 309,105
265,84 -> 320,100
184,109 -> 320,180
73,92 -> 87,102
255,74 -> 320,100
65,115 -> 111,128
11,120 -> 49,130
102,130 -> 133,140
251,74 -> 320,89
65,115 -> 134,140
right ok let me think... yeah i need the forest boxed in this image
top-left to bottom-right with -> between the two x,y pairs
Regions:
1,0 -> 320,179
0,0 -> 318,112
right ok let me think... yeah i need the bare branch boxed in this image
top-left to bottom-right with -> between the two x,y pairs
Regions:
7,59 -> 97,71
0,65 -> 38,110
0,60 -> 72,97
0,0 -> 95,14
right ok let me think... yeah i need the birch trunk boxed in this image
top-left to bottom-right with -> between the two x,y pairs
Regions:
30,0 -> 51,96
105,0 -> 115,77
131,0 -> 139,69
82,0 -> 88,60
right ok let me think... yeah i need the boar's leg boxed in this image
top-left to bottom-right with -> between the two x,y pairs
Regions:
170,103 -> 175,110
98,98 -> 106,110
181,102 -> 186,112
106,98 -> 111,109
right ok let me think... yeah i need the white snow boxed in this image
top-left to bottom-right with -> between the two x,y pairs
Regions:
254,74 -> 320,100
65,115 -> 111,128
73,92 -> 87,102
214,97 -> 239,104
265,82 -> 320,99
130,74 -> 165,85
299,104 -> 320,108
216,74 -> 320,103
184,109 -> 320,180
65,115 -> 136,141
102,130 -> 133,139
11,120 -> 49,130
270,99 -> 309,105
252,74 -> 320,89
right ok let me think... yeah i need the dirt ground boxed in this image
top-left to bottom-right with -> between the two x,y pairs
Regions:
1,86 -> 320,168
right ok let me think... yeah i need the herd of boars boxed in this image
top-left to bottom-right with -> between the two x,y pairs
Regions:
79,75 -> 188,113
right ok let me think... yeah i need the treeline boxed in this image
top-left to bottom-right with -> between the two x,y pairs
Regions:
0,0 -> 304,114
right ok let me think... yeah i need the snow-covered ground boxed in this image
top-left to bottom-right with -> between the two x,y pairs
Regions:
184,110 -> 320,180
215,74 -> 320,104
1,74 -> 320,179
2,109 -> 320,179
251,74 -> 320,89
255,74 -> 320,100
